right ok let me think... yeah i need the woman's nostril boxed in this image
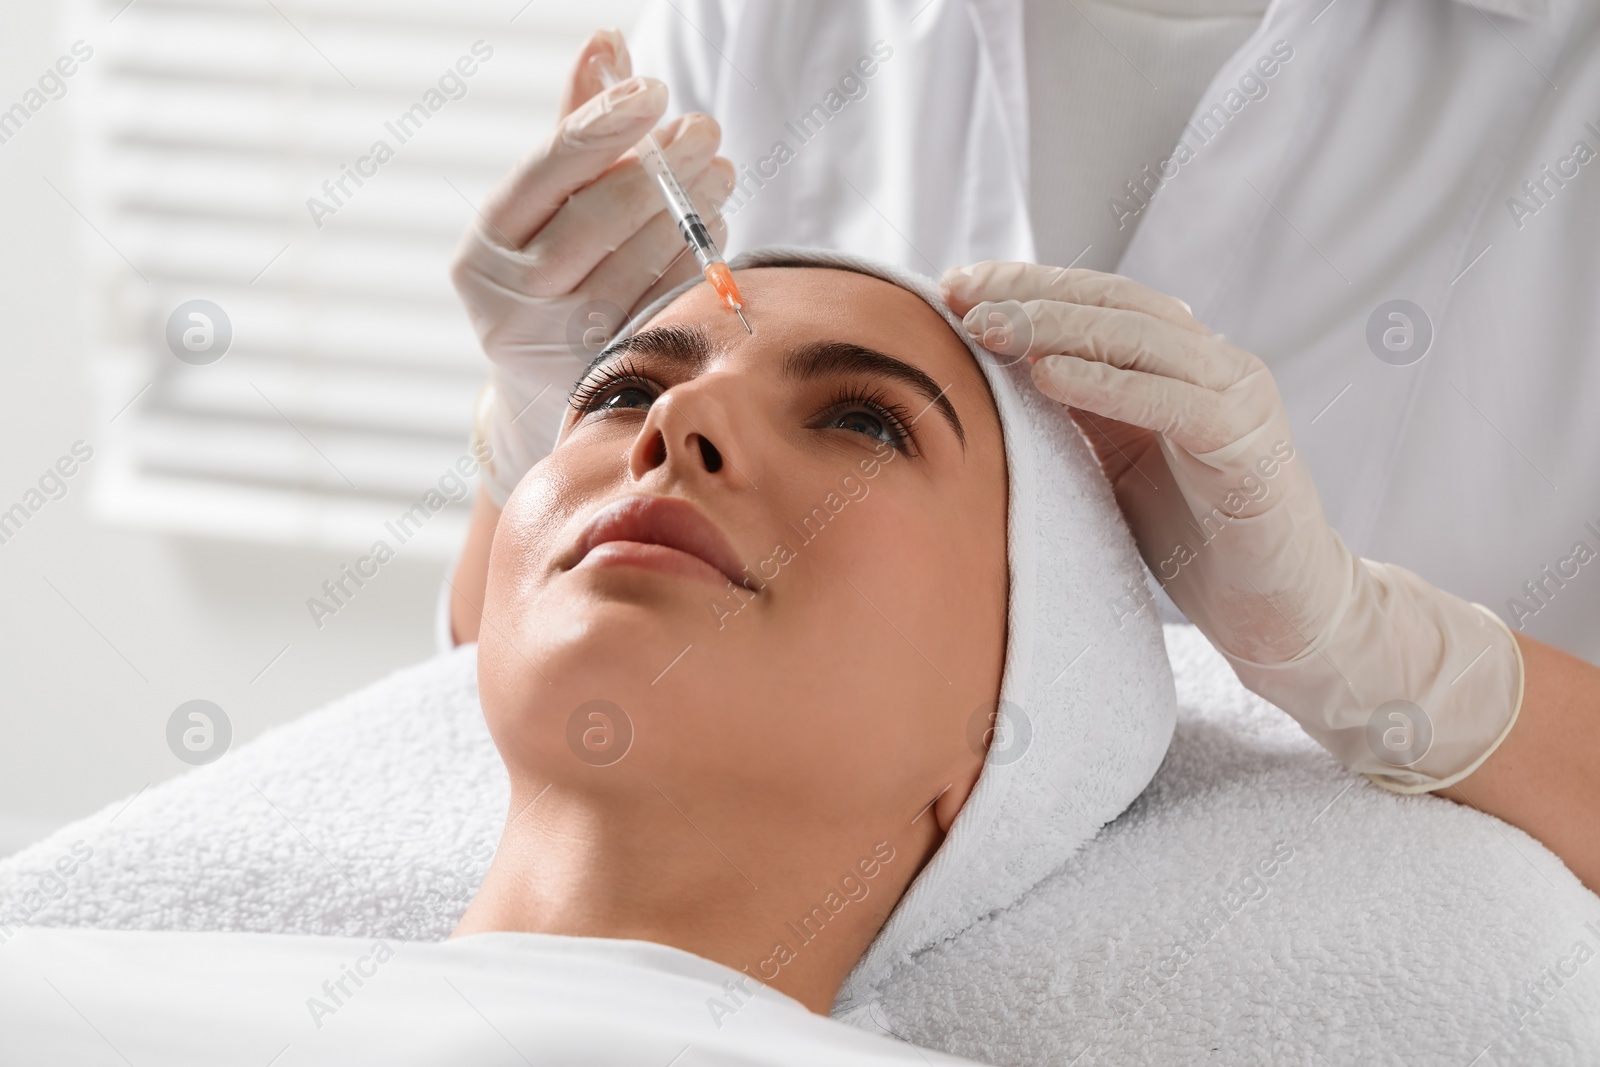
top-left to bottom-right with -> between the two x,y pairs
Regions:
644,431 -> 667,469
697,435 -> 723,473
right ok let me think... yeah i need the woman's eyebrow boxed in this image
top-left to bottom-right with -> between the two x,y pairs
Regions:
585,324 -> 713,379
783,340 -> 965,446
583,326 -> 966,446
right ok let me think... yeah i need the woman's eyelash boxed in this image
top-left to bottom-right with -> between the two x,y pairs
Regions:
568,358 -> 656,413
819,384 -> 917,450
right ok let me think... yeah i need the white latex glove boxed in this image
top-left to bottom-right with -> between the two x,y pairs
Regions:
942,261 -> 1524,792
450,30 -> 734,506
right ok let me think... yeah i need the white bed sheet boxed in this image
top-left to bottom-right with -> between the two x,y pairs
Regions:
1,926 -> 977,1065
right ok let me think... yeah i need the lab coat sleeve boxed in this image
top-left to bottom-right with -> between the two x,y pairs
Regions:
627,0 -> 727,121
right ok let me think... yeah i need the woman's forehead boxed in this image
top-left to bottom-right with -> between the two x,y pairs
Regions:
644,265 -> 990,392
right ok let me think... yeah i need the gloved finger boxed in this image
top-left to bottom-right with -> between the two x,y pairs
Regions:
941,260 -> 1204,333
963,299 -> 1259,392
1031,354 -> 1248,455
1065,407 -> 1160,488
559,29 -> 629,120
577,156 -> 735,316
520,112 -> 723,297
476,73 -> 669,252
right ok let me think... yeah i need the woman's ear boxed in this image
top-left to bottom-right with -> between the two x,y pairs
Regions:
933,760 -> 984,833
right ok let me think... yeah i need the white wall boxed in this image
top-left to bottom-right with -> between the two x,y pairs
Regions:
0,1 -> 487,854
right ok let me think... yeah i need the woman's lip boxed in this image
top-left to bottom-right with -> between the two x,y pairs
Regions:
576,540 -> 735,587
566,494 -> 750,589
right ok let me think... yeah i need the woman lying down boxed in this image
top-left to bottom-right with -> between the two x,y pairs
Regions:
11,243 -> 1600,1064
3,251 -> 1138,1064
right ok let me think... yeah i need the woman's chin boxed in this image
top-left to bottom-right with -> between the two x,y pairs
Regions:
481,600 -> 705,715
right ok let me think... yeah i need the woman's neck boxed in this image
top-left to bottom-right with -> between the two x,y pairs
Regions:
451,778 -> 942,1014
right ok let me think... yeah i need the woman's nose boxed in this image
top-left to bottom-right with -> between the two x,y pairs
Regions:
627,379 -> 754,489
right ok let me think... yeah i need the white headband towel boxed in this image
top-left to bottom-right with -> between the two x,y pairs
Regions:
609,246 -> 1177,1012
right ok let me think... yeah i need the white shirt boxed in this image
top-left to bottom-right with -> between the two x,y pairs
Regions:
1023,0 -> 1270,270
631,0 -> 1600,663
0,927 -> 982,1065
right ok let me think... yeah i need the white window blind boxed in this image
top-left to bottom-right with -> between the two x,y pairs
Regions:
79,0 -> 644,557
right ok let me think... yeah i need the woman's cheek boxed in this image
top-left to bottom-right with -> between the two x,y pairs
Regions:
863,502 -> 947,591
502,451 -> 597,567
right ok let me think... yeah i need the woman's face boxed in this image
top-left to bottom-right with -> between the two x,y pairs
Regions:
479,266 -> 1007,843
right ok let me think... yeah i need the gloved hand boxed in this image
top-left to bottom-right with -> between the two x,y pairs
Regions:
942,260 -> 1524,792
450,29 -> 734,506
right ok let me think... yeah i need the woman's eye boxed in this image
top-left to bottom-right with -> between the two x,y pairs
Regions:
593,385 -> 655,412
820,395 -> 914,453
831,408 -> 897,443
569,364 -> 660,417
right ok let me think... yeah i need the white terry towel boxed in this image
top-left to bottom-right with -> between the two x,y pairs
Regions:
3,628 -> 1597,1064
853,627 -> 1600,1064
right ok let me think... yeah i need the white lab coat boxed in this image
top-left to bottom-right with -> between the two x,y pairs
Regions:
632,0 -> 1600,662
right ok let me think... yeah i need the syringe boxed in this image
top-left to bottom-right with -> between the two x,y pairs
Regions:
592,57 -> 751,333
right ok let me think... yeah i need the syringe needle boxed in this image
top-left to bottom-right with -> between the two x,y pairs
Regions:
735,307 -> 752,334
